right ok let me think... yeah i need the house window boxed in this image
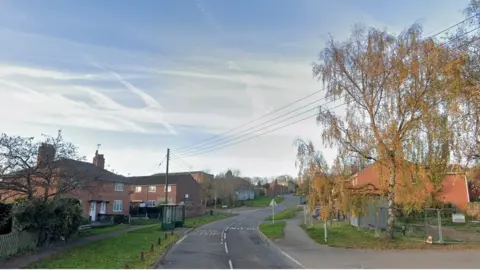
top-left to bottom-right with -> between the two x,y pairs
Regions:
135,186 -> 142,193
164,186 -> 171,192
147,200 -> 156,207
148,186 -> 156,192
115,183 -> 124,191
113,200 -> 123,212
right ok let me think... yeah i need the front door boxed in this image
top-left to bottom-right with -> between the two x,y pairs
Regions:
89,201 -> 97,222
100,202 -> 107,214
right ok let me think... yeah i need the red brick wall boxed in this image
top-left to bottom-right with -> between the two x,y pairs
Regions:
69,181 -> 132,217
266,184 -> 288,197
354,162 -> 470,210
185,204 -> 205,218
177,177 -> 201,205
130,184 -> 177,204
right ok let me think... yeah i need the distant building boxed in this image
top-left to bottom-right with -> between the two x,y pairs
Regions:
235,187 -> 255,201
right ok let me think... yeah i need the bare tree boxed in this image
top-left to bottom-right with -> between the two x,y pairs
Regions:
0,130 -> 96,202
313,24 -> 472,238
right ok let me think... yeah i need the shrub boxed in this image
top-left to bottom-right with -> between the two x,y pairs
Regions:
12,196 -> 83,246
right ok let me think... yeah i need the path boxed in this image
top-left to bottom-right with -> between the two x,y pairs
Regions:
157,195 -> 300,269
0,223 -> 165,269
271,215 -> 480,269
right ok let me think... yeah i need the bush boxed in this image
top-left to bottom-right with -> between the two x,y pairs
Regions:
0,203 -> 13,235
12,196 -> 83,246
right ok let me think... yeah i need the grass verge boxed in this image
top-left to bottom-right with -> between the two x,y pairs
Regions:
27,225 -> 179,269
265,207 -> 301,221
301,222 -> 480,250
259,221 -> 286,240
184,213 -> 236,228
77,224 -> 130,238
244,196 -> 285,207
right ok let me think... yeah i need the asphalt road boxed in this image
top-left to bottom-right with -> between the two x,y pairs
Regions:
157,195 -> 300,269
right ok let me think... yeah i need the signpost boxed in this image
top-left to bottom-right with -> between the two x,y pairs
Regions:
269,199 -> 277,223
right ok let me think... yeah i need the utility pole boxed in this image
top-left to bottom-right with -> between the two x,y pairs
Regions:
165,148 -> 170,205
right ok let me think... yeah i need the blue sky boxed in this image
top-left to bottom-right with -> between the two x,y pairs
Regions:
0,0 -> 469,177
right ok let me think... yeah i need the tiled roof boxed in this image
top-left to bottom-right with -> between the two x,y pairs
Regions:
2,158 -> 128,183
125,173 -> 194,185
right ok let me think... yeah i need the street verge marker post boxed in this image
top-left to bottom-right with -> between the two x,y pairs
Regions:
269,199 -> 277,223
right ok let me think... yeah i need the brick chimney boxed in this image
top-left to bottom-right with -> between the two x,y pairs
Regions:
351,163 -> 359,174
92,150 -> 105,169
37,143 -> 56,166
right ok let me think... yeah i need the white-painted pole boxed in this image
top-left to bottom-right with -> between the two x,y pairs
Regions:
272,204 -> 275,223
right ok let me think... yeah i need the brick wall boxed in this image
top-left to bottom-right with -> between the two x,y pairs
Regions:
130,184 -> 177,204
185,204 -> 205,218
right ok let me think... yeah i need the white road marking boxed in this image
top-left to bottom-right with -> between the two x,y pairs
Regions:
256,223 -> 305,269
176,235 -> 187,244
224,242 -> 229,254
279,249 -> 304,268
224,233 -> 227,240
229,259 -> 233,269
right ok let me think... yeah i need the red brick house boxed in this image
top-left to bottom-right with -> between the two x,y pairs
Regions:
0,144 -> 132,221
182,171 -> 214,183
266,182 -> 289,197
127,173 -> 201,206
351,161 -> 470,210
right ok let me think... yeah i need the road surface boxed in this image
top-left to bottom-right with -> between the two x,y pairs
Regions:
157,195 -> 300,269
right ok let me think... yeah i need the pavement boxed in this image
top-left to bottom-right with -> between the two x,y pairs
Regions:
272,214 -> 480,269
157,195 -> 301,269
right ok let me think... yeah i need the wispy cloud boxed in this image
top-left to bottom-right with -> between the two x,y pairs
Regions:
86,58 -> 177,135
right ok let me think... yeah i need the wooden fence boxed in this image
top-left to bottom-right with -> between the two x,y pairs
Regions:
0,230 -> 38,259
466,202 -> 480,220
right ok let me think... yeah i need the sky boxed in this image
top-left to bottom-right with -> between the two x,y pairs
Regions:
0,0 -> 470,177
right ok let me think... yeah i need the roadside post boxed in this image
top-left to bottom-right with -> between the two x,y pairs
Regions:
269,199 -> 277,224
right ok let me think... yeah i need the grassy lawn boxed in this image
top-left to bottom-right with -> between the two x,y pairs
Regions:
259,221 -> 286,240
28,225 -> 179,269
301,222 -> 480,250
244,196 -> 284,207
77,224 -> 130,238
184,213 -> 236,228
265,207 -> 301,221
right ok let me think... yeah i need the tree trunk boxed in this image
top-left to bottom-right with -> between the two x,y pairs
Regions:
386,165 -> 396,239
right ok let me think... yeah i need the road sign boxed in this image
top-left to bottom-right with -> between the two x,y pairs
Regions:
270,199 -> 277,223
269,199 -> 277,207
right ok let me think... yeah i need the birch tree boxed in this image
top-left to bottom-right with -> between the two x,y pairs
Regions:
313,24 -> 471,238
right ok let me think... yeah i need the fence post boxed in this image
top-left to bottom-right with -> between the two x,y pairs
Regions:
437,209 -> 443,244
424,208 -> 428,239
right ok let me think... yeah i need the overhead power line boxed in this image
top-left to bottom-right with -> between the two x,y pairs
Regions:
174,94 -> 332,155
170,17 -> 479,160
171,101 -> 347,159
172,88 -> 326,152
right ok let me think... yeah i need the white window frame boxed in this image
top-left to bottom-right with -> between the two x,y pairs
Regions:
148,185 -> 156,192
113,200 -> 123,212
164,186 -> 171,192
135,186 -> 142,193
114,182 -> 124,191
